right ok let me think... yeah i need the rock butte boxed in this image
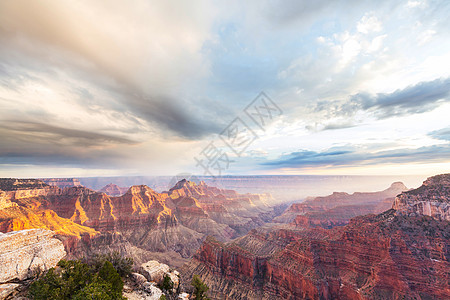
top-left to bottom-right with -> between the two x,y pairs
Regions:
98,183 -> 129,197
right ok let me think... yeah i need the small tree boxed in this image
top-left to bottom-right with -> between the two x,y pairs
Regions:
29,259 -> 126,300
161,274 -> 174,292
191,275 -> 210,300
98,261 -> 123,297
72,282 -> 114,300
89,251 -> 133,277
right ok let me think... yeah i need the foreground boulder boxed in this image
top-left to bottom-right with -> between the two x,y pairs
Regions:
140,260 -> 179,290
123,281 -> 163,300
124,260 -> 186,299
0,229 -> 66,283
140,260 -> 170,283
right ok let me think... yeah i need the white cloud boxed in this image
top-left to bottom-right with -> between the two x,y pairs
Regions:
357,14 -> 382,34
417,29 -> 436,45
367,34 -> 387,52
407,0 -> 427,8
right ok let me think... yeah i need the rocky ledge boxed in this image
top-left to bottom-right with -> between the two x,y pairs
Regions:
393,174 -> 449,221
124,260 -> 188,300
0,229 -> 66,283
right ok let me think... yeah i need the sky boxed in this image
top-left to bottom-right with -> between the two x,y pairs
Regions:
0,0 -> 449,178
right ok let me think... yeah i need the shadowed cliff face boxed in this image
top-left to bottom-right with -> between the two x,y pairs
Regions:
0,178 -> 280,266
182,174 -> 450,299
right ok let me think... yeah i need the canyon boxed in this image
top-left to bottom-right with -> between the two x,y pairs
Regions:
0,178 -> 279,268
1,175 -> 448,299
182,174 -> 450,299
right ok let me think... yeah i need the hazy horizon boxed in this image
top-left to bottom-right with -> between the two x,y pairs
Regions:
31,173 -> 428,203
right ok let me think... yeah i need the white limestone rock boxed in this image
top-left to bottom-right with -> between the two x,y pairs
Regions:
0,283 -> 21,299
140,260 -> 170,284
0,229 -> 66,283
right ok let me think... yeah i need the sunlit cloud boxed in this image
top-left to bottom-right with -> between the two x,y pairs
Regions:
0,0 -> 449,176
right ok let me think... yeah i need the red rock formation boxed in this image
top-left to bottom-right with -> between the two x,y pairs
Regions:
98,183 -> 129,196
0,178 -> 279,263
182,175 -> 449,299
0,181 -> 97,238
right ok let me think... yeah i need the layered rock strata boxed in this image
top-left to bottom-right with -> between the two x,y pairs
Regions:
0,229 -> 66,283
182,175 -> 450,299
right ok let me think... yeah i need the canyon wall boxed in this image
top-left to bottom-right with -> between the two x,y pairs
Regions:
393,174 -> 449,221
0,178 -> 280,268
182,174 -> 450,299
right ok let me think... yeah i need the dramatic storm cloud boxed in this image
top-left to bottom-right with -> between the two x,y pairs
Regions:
0,0 -> 449,176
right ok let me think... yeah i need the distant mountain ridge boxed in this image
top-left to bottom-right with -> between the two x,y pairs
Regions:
273,181 -> 408,226
41,178 -> 81,188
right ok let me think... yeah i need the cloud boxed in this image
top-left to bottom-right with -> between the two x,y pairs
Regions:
0,0 -> 222,140
357,14 -> 382,34
0,121 -> 136,146
314,77 -> 450,121
262,144 -> 450,169
357,77 -> 450,116
322,122 -> 357,131
1,0 -> 449,175
428,127 -> 450,141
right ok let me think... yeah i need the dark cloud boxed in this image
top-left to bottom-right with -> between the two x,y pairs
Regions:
0,121 -> 136,146
119,92 -> 225,140
261,0 -> 388,27
0,42 -> 224,141
357,77 -> 450,117
322,122 -> 356,131
0,121 -> 138,167
262,144 -> 450,168
314,77 -> 450,121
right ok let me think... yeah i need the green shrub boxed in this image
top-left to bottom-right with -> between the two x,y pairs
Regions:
89,251 -> 133,277
191,275 -> 210,300
29,259 -> 126,300
98,261 -> 123,297
73,282 -> 114,300
160,274 -> 174,292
